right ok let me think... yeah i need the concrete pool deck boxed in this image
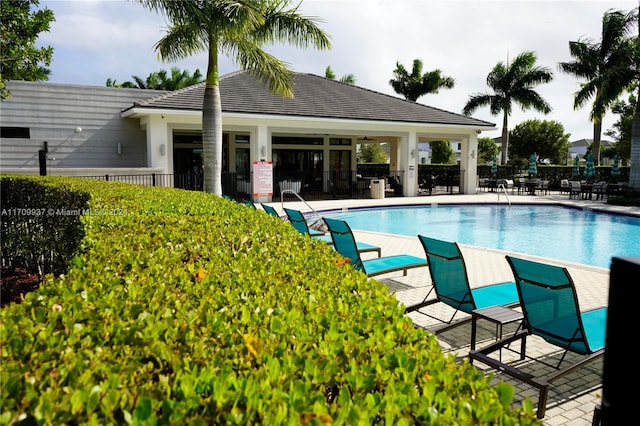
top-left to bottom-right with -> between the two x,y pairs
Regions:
265,191 -> 639,425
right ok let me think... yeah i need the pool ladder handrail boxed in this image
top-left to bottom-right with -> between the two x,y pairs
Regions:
496,183 -> 511,207
280,189 -> 324,229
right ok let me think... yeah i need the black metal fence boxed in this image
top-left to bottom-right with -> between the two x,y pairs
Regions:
78,165 -> 466,200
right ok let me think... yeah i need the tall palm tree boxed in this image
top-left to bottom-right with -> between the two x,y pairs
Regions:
558,9 -> 635,166
462,51 -> 553,165
389,59 -> 455,102
137,0 -> 331,195
625,8 -> 640,194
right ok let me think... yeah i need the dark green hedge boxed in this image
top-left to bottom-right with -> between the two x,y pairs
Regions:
1,177 -> 90,276
0,176 -> 540,425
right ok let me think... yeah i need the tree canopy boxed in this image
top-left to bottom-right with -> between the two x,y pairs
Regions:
508,119 -> 571,165
106,67 -> 204,90
359,143 -> 387,163
605,90 -> 635,161
0,0 -> 54,100
324,66 -> 355,85
430,140 -> 455,164
558,8 -> 636,166
389,59 -> 454,102
137,0 -> 331,195
463,51 -> 553,165
477,137 -> 500,164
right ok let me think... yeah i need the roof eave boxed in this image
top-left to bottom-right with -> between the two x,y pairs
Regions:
123,107 -> 496,133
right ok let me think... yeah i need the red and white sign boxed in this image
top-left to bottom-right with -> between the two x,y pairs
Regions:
252,161 -> 273,196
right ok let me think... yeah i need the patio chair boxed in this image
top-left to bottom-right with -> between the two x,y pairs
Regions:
537,180 -> 550,195
569,181 -> 582,199
515,177 -> 527,195
469,255 -> 607,419
593,182 -> 608,201
404,236 -> 520,332
260,203 -> 280,218
243,199 -> 257,209
284,208 -> 382,258
323,217 -> 426,276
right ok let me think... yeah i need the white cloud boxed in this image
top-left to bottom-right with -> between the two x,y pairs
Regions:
39,0 -> 637,141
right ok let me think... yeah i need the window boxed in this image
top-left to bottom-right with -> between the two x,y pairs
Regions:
1,127 -> 30,138
273,136 -> 323,145
330,138 -> 352,146
235,135 -> 250,144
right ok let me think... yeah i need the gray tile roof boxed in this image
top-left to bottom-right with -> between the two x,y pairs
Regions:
127,71 -> 495,128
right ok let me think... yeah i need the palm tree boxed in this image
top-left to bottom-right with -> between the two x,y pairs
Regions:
107,67 -> 205,90
612,7 -> 640,194
137,0 -> 331,195
324,65 -> 356,84
462,51 -> 553,165
389,59 -> 455,102
558,9 -> 635,166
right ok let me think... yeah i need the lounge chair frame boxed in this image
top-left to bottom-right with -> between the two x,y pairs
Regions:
323,217 -> 426,277
405,236 -> 519,333
468,255 -> 606,419
260,204 -> 280,218
284,209 -> 382,258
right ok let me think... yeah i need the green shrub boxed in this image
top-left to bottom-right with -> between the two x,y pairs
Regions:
1,177 -> 90,276
0,176 -> 540,425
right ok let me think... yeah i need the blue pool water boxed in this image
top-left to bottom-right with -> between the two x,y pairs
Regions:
323,205 -> 640,269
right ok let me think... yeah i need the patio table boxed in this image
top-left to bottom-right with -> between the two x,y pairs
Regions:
580,183 -> 593,200
524,181 -> 538,195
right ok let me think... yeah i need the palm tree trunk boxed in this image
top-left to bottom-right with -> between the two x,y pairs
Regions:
500,113 -> 509,165
202,84 -> 223,195
202,41 -> 222,195
592,120 -> 602,166
628,84 -> 640,194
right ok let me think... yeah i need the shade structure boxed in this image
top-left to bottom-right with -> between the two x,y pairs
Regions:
583,152 -> 595,180
528,153 -> 538,177
491,154 -> 498,176
572,155 -> 581,177
611,154 -> 621,178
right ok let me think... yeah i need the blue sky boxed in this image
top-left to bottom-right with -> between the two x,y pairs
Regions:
39,0 -> 637,142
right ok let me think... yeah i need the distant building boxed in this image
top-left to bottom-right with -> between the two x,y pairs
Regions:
569,138 -> 614,158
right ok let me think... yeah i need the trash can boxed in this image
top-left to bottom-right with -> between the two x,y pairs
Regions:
370,179 -> 385,199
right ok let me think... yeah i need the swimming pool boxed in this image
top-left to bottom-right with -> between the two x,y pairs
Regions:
323,204 -> 640,269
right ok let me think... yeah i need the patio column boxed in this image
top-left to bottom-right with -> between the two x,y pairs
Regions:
459,132 -> 478,195
141,115 -> 171,175
405,132 -> 418,196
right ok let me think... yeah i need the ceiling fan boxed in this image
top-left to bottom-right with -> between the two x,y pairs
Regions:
357,136 -> 377,141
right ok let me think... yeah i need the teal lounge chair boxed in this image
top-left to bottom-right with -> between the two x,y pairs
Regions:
405,236 -> 520,331
261,204 -> 280,218
469,255 -> 607,419
323,217 -> 426,277
284,208 -> 381,258
243,199 -> 257,209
